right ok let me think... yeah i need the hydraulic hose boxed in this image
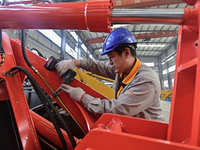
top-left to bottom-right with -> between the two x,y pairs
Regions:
10,66 -> 76,149
20,30 -> 33,68
20,29 -> 86,135
0,29 -> 5,65
10,66 -> 67,149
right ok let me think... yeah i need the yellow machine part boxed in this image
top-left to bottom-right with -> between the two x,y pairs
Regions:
160,90 -> 172,100
85,72 -> 114,83
74,68 -> 172,101
74,68 -> 114,99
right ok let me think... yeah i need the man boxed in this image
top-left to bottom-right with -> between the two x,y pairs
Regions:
56,28 -> 164,122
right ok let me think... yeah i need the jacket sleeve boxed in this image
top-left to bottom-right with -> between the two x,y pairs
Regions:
79,59 -> 115,79
81,80 -> 156,116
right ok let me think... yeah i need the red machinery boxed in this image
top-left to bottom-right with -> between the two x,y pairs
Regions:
0,0 -> 200,149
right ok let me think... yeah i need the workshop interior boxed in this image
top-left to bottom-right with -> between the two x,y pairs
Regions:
0,0 -> 200,149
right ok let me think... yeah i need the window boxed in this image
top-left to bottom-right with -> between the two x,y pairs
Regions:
81,44 -> 87,53
164,80 -> 169,88
89,54 -> 94,59
69,31 -> 78,42
166,56 -> 174,62
172,79 -> 174,87
38,30 -> 91,59
144,62 -> 154,67
163,69 -> 167,75
38,30 -> 61,47
169,65 -> 175,72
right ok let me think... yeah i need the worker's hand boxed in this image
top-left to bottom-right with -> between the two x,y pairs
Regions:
55,60 -> 76,77
59,84 -> 85,102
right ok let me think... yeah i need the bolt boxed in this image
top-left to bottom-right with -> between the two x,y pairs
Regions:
25,137 -> 28,140
16,101 -> 19,104
2,71 -> 8,76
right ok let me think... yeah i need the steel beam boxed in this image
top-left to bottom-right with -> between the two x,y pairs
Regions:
99,55 -> 157,61
95,48 -> 164,52
87,31 -> 178,44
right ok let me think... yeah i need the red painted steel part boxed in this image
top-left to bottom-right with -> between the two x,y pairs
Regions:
0,0 -> 198,31
0,33 -> 41,149
0,0 -> 112,32
92,114 -> 168,140
10,38 -> 109,133
30,110 -> 79,149
75,129 -> 200,150
182,0 -> 198,6
76,114 -> 199,150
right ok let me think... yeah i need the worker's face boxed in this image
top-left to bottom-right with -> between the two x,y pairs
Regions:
107,50 -> 126,74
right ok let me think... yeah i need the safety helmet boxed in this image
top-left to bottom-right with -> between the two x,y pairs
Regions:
101,28 -> 137,55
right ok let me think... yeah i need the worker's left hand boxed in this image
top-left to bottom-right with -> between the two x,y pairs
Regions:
55,60 -> 76,77
59,84 -> 85,102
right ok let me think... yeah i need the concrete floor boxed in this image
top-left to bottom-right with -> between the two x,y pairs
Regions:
160,100 -> 171,123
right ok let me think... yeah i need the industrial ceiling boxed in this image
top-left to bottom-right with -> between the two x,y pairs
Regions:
52,0 -> 195,62
75,1 -> 195,61
2,0 -> 195,62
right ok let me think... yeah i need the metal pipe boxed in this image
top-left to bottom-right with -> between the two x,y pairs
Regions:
111,8 -> 198,25
0,1 -> 112,32
111,9 -> 184,18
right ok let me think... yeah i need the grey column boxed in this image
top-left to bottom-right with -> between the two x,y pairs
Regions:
158,57 -> 164,90
165,52 -> 172,89
77,37 -> 82,59
60,30 -> 66,60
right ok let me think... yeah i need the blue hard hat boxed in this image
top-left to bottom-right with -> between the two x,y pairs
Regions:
101,28 -> 137,55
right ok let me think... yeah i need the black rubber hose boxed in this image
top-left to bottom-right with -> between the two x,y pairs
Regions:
30,48 -> 44,58
0,29 -> 5,54
43,94 -> 77,148
19,30 -> 76,148
10,66 -> 70,150
20,30 -> 32,68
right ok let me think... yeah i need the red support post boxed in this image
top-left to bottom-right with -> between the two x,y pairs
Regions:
167,1 -> 200,146
0,33 -> 41,150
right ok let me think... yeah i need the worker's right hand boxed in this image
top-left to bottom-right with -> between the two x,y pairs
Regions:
59,84 -> 86,102
55,60 -> 76,77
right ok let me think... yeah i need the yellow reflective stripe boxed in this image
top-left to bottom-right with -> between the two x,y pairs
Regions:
117,86 -> 123,98
117,58 -> 141,98
122,58 -> 141,84
125,91 -> 135,96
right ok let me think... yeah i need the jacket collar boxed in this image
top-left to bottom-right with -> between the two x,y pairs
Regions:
117,58 -> 141,98
120,58 -> 141,85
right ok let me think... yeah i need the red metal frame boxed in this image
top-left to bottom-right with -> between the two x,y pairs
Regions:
75,114 -> 200,150
167,18 -> 200,145
0,33 -> 111,149
30,110 -> 79,149
0,33 -> 41,150
10,38 -> 110,133
76,2 -> 200,149
0,0 -> 112,33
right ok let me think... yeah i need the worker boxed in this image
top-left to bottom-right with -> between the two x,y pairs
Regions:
56,28 -> 164,122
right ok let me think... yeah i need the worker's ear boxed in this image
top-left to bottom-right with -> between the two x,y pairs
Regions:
123,47 -> 131,57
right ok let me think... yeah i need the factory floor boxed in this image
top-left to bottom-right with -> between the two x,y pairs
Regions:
160,100 -> 171,123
